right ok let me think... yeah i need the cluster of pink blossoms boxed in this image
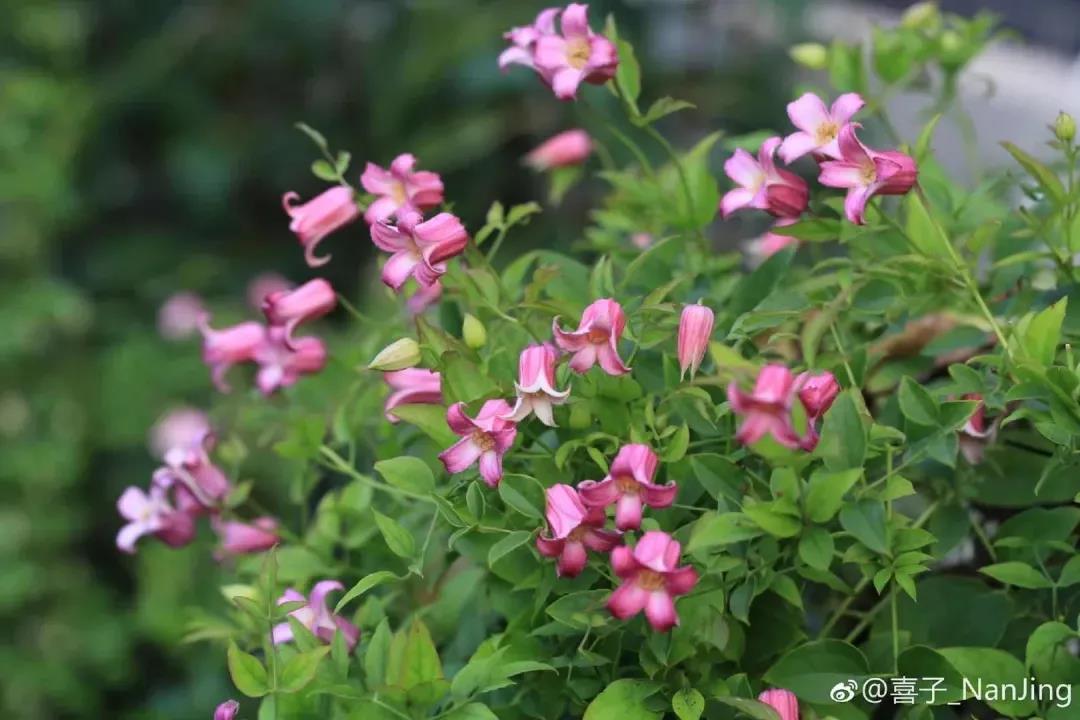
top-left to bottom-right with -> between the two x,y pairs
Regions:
728,364 -> 840,452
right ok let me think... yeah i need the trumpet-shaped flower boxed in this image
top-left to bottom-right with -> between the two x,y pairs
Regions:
607,531 -> 699,632
677,302 -> 714,380
360,154 -> 444,224
795,370 -> 840,451
552,298 -> 630,375
439,400 -> 518,487
262,278 -> 337,344
727,364 -> 803,449
503,344 -> 570,426
213,517 -> 280,558
246,272 -> 291,309
282,186 -> 360,267
272,580 -> 360,650
533,4 -> 618,100
150,407 -> 212,460
370,211 -> 469,292
253,327 -> 327,396
578,444 -> 676,530
198,317 -> 265,392
383,368 -> 443,423
721,137 -> 809,219
758,689 -> 800,720
778,92 -> 865,163
536,484 -> 621,577
818,123 -> 917,224
499,7 -> 561,70
526,129 -> 592,170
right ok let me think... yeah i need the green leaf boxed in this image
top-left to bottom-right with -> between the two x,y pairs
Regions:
743,502 -> 802,538
506,201 -> 542,227
311,159 -> 338,181
764,639 -> 870,704
687,512 -> 762,552
804,468 -> 862,523
904,193 -> 955,261
613,39 -> 641,111
710,697 -> 781,720
671,688 -> 705,720
294,122 -> 329,151
375,456 -> 436,494
769,217 -> 841,242
388,404 -> 457,447
1057,555 -> 1080,587
279,646 -> 330,693
335,571 -> 399,613
816,390 -> 867,471
798,527 -> 835,570
731,246 -> 793,316
635,97 -> 695,126
374,511 -> 416,559
979,561 -> 1053,589
387,620 -> 444,691
839,500 -> 889,554
441,703 -> 499,720
662,423 -> 690,462
488,531 -> 533,567
365,619 -> 392,687
227,641 -> 269,697
938,647 -> 1037,716
1022,297 -> 1067,367
498,474 -> 545,520
584,679 -> 661,720
898,376 -> 940,426
914,113 -> 943,162
1001,141 -> 1066,203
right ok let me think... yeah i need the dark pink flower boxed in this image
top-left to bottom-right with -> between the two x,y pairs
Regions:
536,484 -> 621,577
272,580 -> 360,651
253,327 -> 327,396
198,317 -> 265,392
578,444 -> 676,530
503,344 -> 570,426
526,129 -> 592,170
758,689 -> 800,720
779,92 -> 865,163
678,302 -> 714,380
959,392 -> 993,465
262,278 -> 337,344
282,186 -> 360,267
721,137 -> 809,219
727,365 -> 803,449
607,531 -> 698,632
795,370 -> 840,451
499,7 -> 561,71
246,273 -> 292,310
360,154 -> 444,225
818,123 -> 917,224
213,517 -> 280,558
158,292 -> 207,340
439,400 -> 518,487
552,298 -> 630,375
156,431 -> 231,508
383,368 -> 443,423
370,211 -> 469,292
533,4 -> 618,100
214,700 -> 240,720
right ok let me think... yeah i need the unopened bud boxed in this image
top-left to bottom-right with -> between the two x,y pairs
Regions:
462,313 -> 487,349
789,43 -> 828,71
940,30 -> 962,54
368,338 -> 420,371
1054,112 -> 1076,143
901,2 -> 940,31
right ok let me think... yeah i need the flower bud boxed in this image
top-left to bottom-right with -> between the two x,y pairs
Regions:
214,699 -> 240,720
1054,112 -> 1076,143
678,302 -> 714,380
368,338 -> 421,371
462,313 -> 487,349
525,129 -> 592,170
788,43 -> 828,70
901,2 -> 940,31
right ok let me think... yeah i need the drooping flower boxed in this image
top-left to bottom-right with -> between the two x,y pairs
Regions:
721,137 -> 809,219
439,400 -> 518,487
360,154 -> 445,225
198,317 -> 266,392
525,129 -> 592,170
214,700 -> 240,720
578,444 -> 676,530
533,4 -> 618,100
213,517 -> 280,558
499,7 -> 561,71
503,344 -> 570,426
536,484 -> 622,577
158,292 -> 207,341
282,186 -> 360,267
262,278 -> 337,344
115,483 -> 199,553
149,407 -> 212,460
758,689 -> 800,720
817,123 -> 918,225
406,280 -> 443,315
795,370 -> 840,451
744,218 -> 800,267
383,368 -> 443,423
272,580 -> 360,651
607,531 -> 699,632
156,438 -> 232,508
552,298 -> 630,375
246,273 -> 292,310
959,393 -> 994,465
253,327 -> 327,396
678,302 -> 714,380
370,211 -> 469,292
778,92 -> 865,163
727,364 -> 803,449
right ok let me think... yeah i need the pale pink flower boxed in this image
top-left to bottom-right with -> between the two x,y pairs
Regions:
578,444 -> 676,530
156,439 -> 231,508
406,280 -> 443,315
198,317 -> 265,392
818,123 -> 917,225
795,370 -> 840,451
149,407 -> 212,460
213,517 -> 280,558
758,689 -> 800,720
631,232 -> 653,250
779,92 -> 865,163
678,302 -> 714,380
552,298 -> 630,375
246,273 -> 292,310
158,292 -> 207,340
370,211 -> 469,292
744,218 -> 800,267
721,137 -> 809,219
253,327 -> 327,396
503,344 -> 570,426
383,368 -> 443,423
526,129 -> 592,170
439,400 -> 518,487
727,364 -> 803,449
116,482 -> 199,553
272,580 -> 360,650
499,7 -> 561,70
262,278 -> 337,344
360,153 -> 444,225
282,186 -> 360,267
533,4 -> 618,100
959,393 -> 993,465
214,700 -> 240,720
536,484 -> 621,577
608,531 -> 699,632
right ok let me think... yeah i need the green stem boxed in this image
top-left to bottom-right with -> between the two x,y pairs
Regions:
318,447 -> 433,503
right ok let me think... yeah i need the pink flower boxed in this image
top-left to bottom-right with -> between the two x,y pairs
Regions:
383,368 -> 443,423
246,273 -> 292,310
818,124 -> 917,224
282,186 -> 360,267
727,364 -> 803,449
156,439 -> 232,508
253,327 -> 327,396
795,370 -> 840,451
116,485 -> 174,553
607,531 -> 699,632
536,484 -> 621,577
744,218 -> 800,267
631,232 -> 653,250
262,278 -> 337,344
959,393 -> 993,465
499,7 -> 561,70
778,92 -> 865,163
578,444 -> 677,530
150,407 -> 212,460
758,689 -> 800,720
406,281 -> 443,315
214,700 -> 240,720
552,298 -> 630,375
213,517 -> 280,558
360,153 -> 445,225
158,292 -> 207,340
526,129 -> 592,170
198,317 -> 265,392
721,137 -> 809,219
533,4 -> 618,100
370,211 -> 469,292
439,400 -> 518,487
272,580 -> 360,651
503,344 -> 570,426
678,302 -> 714,380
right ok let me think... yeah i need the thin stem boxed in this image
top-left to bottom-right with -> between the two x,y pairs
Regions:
318,447 -> 433,503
